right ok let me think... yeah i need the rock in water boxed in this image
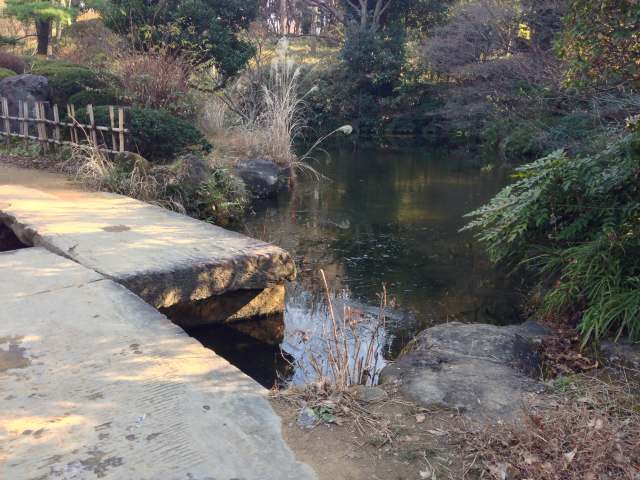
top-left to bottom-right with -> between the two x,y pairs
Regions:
234,159 -> 290,199
381,321 -> 549,422
0,74 -> 50,133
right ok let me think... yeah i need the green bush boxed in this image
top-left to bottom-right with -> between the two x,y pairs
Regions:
465,126 -> 640,343
31,60 -> 106,105
76,106 -> 211,161
68,89 -> 125,108
0,67 -> 16,80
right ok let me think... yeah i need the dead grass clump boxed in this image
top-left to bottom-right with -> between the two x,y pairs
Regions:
461,369 -> 640,479
65,138 -> 247,225
0,50 -> 25,74
274,382 -> 394,445
272,271 -> 394,442
116,51 -> 195,118
213,38 -> 350,172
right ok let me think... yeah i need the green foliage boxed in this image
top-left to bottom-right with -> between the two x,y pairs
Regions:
465,128 -> 640,343
0,68 -> 17,81
557,0 -> 640,87
307,24 -> 406,136
77,106 -> 210,161
68,89 -> 124,108
5,0 -> 75,23
96,0 -> 258,78
167,165 -> 248,225
31,60 -> 107,105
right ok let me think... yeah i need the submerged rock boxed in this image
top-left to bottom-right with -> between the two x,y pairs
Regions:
234,159 -> 290,199
381,321 -> 549,422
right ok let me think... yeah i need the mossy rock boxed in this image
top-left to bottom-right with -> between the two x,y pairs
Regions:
112,151 -> 151,172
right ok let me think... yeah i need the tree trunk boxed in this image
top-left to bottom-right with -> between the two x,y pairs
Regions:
35,19 -> 51,55
280,0 -> 287,35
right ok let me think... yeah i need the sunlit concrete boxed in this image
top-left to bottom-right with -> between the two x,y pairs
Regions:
0,248 -> 315,479
0,185 -> 296,309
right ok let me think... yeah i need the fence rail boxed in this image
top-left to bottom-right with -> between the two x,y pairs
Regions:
0,97 -> 128,153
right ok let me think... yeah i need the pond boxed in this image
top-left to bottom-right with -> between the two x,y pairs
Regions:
188,146 -> 522,388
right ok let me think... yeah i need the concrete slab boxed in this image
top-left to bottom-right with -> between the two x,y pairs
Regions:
0,185 -> 296,308
0,248 -> 315,479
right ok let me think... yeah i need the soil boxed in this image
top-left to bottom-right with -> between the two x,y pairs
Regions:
0,153 -> 78,192
270,384 -> 471,480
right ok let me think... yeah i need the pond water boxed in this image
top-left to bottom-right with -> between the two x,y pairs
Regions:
189,146 -> 522,388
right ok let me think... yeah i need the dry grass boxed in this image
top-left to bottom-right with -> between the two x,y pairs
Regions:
272,270 -> 393,444
115,51 -> 195,118
460,368 -> 640,479
274,383 -> 395,444
210,38 -> 350,172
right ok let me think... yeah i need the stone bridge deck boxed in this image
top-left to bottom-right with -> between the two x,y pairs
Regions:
0,185 -> 296,309
0,181 -> 314,479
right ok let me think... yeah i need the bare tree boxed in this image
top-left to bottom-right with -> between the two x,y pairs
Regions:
303,0 -> 393,31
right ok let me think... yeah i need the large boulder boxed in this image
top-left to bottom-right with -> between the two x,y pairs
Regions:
0,74 -> 50,133
234,159 -> 290,199
600,340 -> 640,369
381,321 -> 549,422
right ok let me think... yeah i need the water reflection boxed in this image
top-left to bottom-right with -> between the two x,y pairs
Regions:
235,147 -> 520,386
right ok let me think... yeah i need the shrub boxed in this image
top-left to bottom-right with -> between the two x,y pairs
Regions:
68,148 -> 248,225
116,52 -> 195,118
68,89 -> 124,108
0,50 -> 25,73
76,106 -> 211,161
464,127 -> 640,343
0,67 -> 16,80
31,60 -> 106,105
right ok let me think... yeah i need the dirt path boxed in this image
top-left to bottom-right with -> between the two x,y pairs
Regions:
270,387 -> 467,480
0,160 -> 77,194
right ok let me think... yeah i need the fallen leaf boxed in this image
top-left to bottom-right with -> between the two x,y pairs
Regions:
564,448 -> 577,465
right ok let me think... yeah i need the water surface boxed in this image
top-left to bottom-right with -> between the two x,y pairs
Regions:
197,147 -> 520,386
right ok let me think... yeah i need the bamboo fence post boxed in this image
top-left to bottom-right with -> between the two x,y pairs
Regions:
22,101 -> 29,145
34,102 -> 48,152
68,104 -> 78,144
40,102 -> 50,152
52,104 -> 61,147
1,97 -> 9,145
118,108 -> 125,152
108,106 -> 117,152
87,104 -> 98,147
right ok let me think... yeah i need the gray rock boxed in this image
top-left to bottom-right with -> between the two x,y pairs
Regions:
0,74 -> 50,133
175,153 -> 209,185
381,321 -> 549,422
349,385 -> 388,403
234,159 -> 290,199
600,340 -> 640,369
297,406 -> 318,429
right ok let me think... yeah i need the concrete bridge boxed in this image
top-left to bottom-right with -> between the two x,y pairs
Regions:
0,174 -> 315,479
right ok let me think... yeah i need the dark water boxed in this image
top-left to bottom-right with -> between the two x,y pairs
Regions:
193,146 -> 521,387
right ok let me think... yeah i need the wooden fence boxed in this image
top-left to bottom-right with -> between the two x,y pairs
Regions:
0,97 -> 128,153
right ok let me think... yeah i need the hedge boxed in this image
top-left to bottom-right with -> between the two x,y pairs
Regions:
30,60 -> 106,105
76,106 -> 211,161
0,67 -> 16,81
